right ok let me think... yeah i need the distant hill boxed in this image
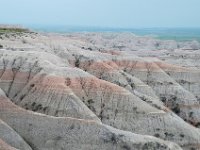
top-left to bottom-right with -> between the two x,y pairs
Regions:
0,24 -> 30,33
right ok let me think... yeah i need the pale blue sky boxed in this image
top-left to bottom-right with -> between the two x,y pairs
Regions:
0,0 -> 200,28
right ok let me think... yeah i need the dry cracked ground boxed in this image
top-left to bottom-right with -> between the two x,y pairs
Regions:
0,30 -> 200,150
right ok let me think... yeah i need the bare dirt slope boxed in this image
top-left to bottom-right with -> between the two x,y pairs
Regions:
0,30 -> 200,150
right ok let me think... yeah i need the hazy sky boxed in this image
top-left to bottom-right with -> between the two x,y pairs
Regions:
0,0 -> 200,28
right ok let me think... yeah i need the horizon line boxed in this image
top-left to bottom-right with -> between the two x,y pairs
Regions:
1,23 -> 200,30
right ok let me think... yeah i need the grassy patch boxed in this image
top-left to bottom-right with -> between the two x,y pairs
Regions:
0,27 -> 29,34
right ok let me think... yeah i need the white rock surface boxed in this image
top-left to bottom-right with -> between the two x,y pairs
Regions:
1,31 -> 200,149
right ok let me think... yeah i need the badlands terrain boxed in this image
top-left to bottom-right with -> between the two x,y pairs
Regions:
0,27 -> 200,150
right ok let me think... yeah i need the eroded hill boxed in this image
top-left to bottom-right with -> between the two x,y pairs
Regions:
0,30 -> 200,150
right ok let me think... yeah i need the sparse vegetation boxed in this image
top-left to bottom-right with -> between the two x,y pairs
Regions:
0,27 -> 29,34
154,133 -> 160,138
75,58 -> 80,67
179,134 -> 184,138
164,132 -> 174,138
22,38 -> 28,44
141,142 -> 167,150
171,103 -> 180,114
121,144 -> 131,150
195,122 -> 200,128
103,133 -> 118,144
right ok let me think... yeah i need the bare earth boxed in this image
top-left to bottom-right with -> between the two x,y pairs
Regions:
0,30 -> 200,150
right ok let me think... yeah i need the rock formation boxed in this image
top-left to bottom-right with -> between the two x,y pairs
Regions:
0,29 -> 200,149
